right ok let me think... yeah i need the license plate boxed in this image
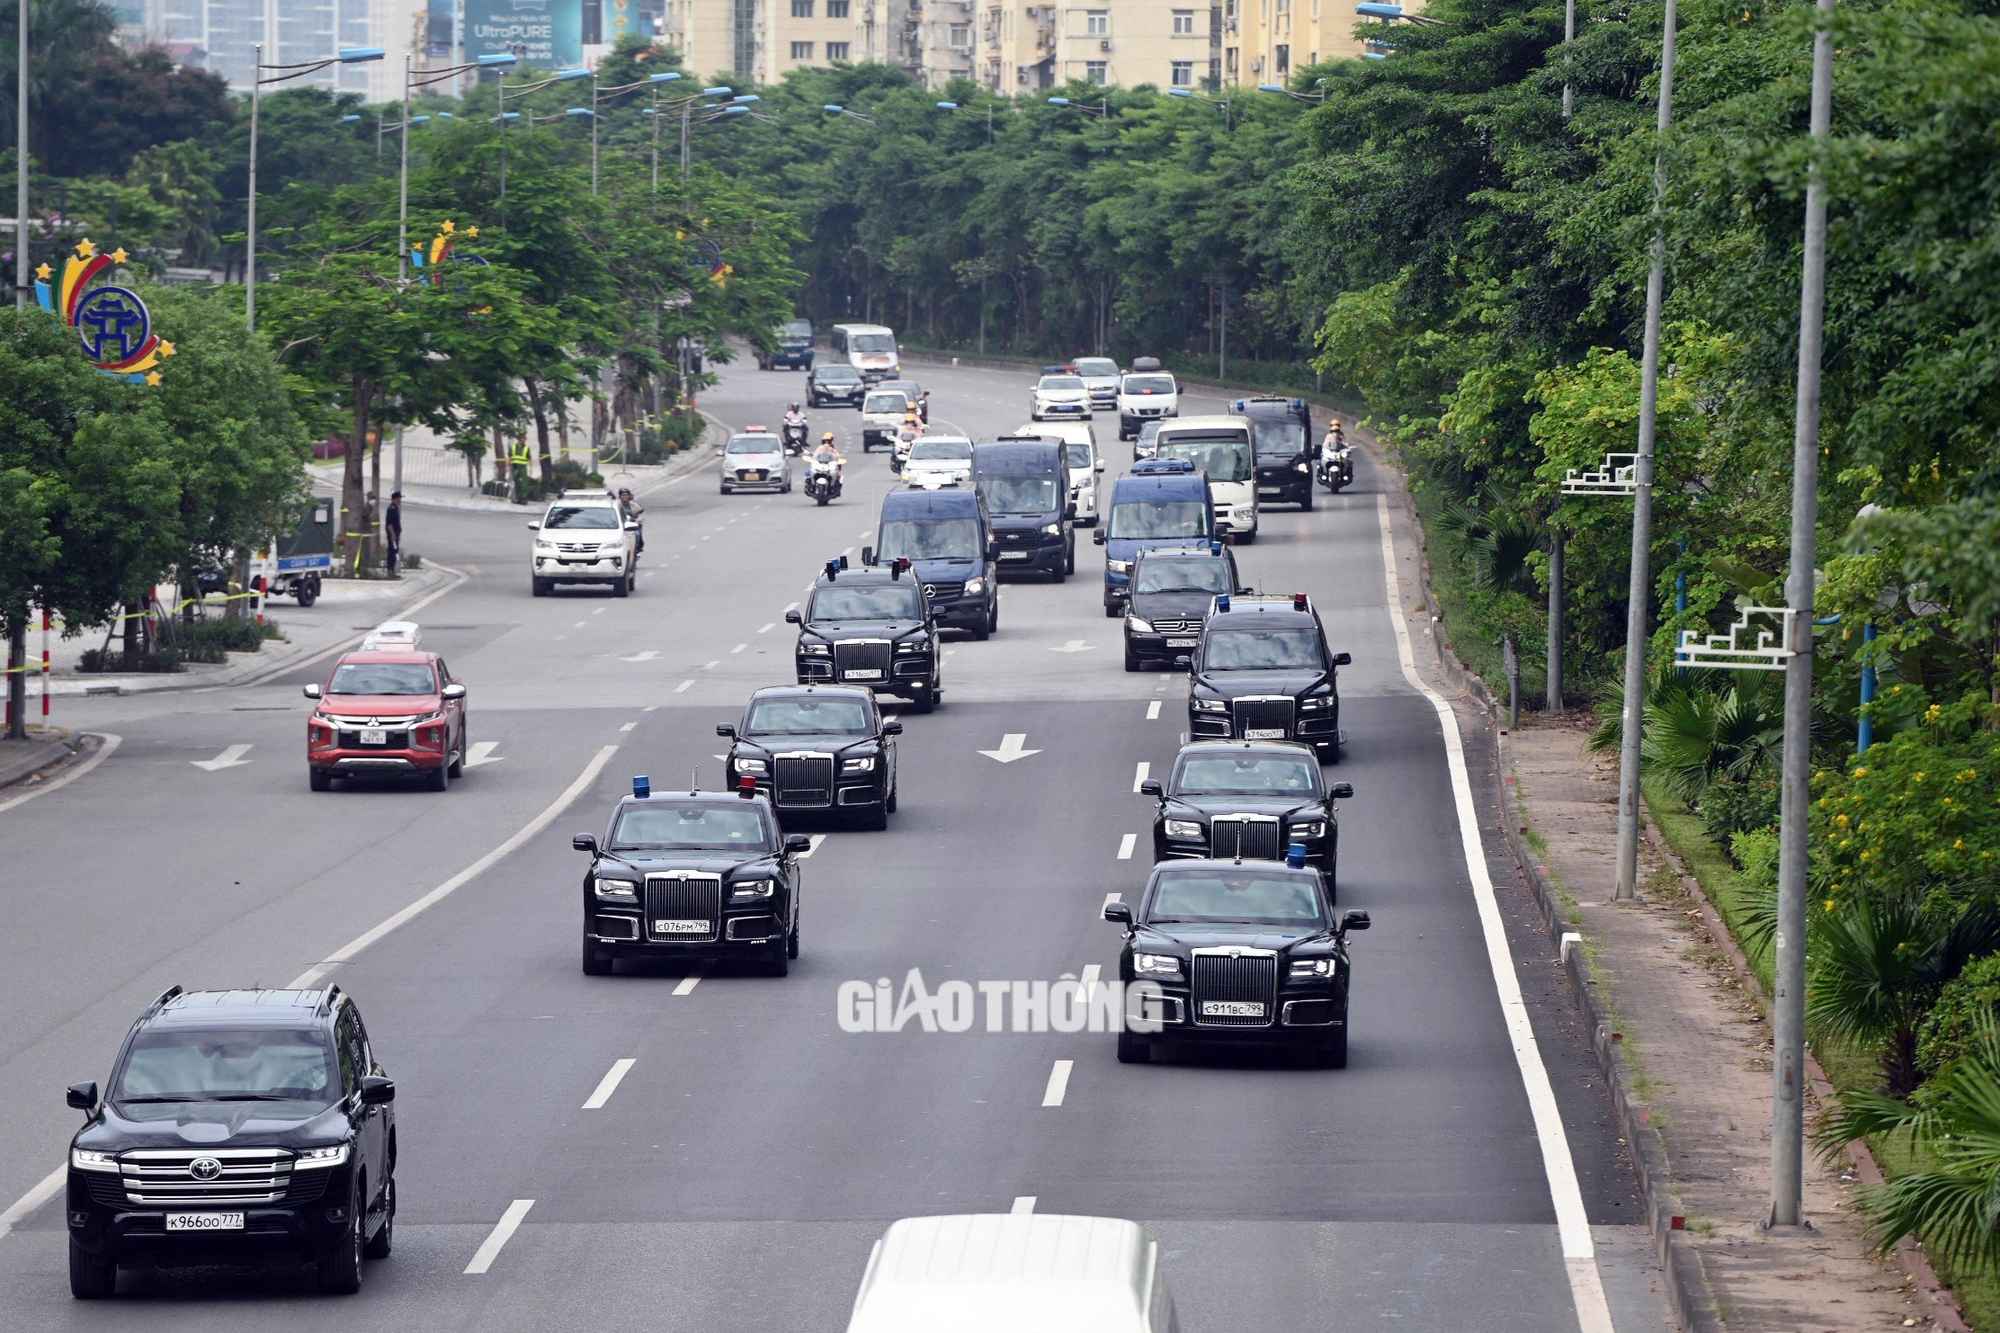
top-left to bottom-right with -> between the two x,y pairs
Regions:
746,470 -> 765,481
166,1212 -> 244,1232
1167,637 -> 1199,648
844,669 -> 884,680
1245,727 -> 1286,739
1200,1001 -> 1266,1018
652,919 -> 709,934
359,727 -> 387,746
1000,551 -> 1032,562
1258,486 -> 1283,496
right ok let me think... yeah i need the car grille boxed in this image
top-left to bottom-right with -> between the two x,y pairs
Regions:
1233,698 -> 1296,737
644,874 -> 722,942
337,727 -> 408,748
1191,953 -> 1278,1028
773,754 -> 835,808
922,582 -> 963,602
1148,618 -> 1200,634
1210,815 -> 1282,861
118,1148 -> 294,1205
833,640 -> 892,683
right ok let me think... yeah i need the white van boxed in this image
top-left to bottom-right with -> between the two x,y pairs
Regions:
1013,420 -> 1105,526
1155,416 -> 1257,543
846,1213 -> 1179,1333
1116,360 -> 1179,440
831,323 -> 901,381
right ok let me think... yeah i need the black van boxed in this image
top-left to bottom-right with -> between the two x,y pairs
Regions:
869,487 -> 1001,639
970,438 -> 1074,581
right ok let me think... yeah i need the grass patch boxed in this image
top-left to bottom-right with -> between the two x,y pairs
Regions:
1643,775 -> 1774,993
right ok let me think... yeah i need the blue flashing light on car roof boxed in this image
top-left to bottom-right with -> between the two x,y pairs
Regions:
633,775 -> 651,799
1287,843 -> 1308,868
1217,594 -> 1232,614
1210,540 -> 1224,556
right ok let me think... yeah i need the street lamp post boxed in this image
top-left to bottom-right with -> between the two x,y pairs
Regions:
1256,80 -> 1327,104
935,100 -> 995,141
1047,95 -> 1112,119
247,44 -> 384,329
14,0 -> 26,313
1165,86 -> 1230,128
400,51 -> 516,280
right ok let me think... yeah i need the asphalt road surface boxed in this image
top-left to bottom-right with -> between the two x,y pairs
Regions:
0,353 -> 1669,1330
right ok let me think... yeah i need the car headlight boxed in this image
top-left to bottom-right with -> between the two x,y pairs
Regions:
1290,820 -> 1326,839
1290,957 -> 1336,978
1192,698 -> 1227,713
595,878 -> 638,902
293,1143 -> 352,1169
730,879 -> 776,900
842,756 -> 876,773
1294,462 -> 1311,473
1106,559 -> 1131,574
963,577 -> 986,596
70,1148 -> 118,1173
734,758 -> 768,774
534,540 -> 557,551
1133,952 -> 1183,978
799,643 -> 831,656
1042,522 -> 1062,536
1300,695 -> 1334,711
1163,818 -> 1203,838
895,640 -> 925,653
1126,616 -> 1154,634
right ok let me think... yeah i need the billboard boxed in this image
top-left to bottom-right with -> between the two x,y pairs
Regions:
465,0 -> 584,72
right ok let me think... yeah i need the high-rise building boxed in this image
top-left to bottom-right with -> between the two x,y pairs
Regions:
130,0 -> 413,102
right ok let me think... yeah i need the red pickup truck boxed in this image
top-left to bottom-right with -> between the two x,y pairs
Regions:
303,649 -> 468,791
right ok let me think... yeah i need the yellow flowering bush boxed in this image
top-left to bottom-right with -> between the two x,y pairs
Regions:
1814,728 -> 2000,899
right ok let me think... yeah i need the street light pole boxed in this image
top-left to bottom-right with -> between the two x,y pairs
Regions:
681,100 -> 691,179
590,75 -> 599,195
1562,0 -> 1575,119
13,0 -> 25,312
398,53 -> 412,283
1770,0 -> 1836,1234
246,42 -> 262,328
1611,0 -> 1678,902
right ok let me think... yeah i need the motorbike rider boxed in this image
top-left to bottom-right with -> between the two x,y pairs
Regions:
812,432 -> 845,470
1322,420 -> 1347,454
616,487 -> 645,553
782,403 -> 809,448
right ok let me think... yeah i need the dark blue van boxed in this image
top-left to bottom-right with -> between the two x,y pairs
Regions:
869,487 -> 1001,639
1093,459 -> 1216,616
970,438 -> 1074,582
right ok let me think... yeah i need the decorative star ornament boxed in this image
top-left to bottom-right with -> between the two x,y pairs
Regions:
144,371 -> 162,386
111,248 -> 129,265
75,239 -> 97,259
34,263 -> 50,281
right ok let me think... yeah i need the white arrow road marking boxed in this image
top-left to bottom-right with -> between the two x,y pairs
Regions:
978,734 -> 1041,764
191,744 -> 253,771
582,1058 -> 635,1110
1011,1196 -> 1036,1215
463,742 -> 503,768
1146,700 -> 1161,720
619,650 -> 660,662
1049,640 -> 1093,653
465,1199 -> 534,1274
1041,1060 -> 1073,1108
1132,762 -> 1149,792
1117,834 -> 1136,860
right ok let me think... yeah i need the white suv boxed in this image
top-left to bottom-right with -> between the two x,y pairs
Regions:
529,492 -> 638,598
1116,362 -> 1179,440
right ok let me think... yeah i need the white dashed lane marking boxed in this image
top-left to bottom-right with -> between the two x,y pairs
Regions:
1117,833 -> 1136,860
1041,1060 -> 1073,1108
581,1059 -> 636,1109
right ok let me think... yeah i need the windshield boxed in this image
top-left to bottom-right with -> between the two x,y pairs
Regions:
865,392 -> 910,415
1134,557 -> 1230,595
1038,376 -> 1084,391
878,516 -> 981,561
852,333 -> 896,354
1252,419 -> 1308,456
1147,870 -> 1326,926
1074,358 -> 1118,377
1160,439 -> 1252,482
910,439 -> 972,462
979,477 -> 1060,515
1138,421 -> 1165,444
112,1029 -> 337,1105
1176,754 -> 1319,795
543,504 -> 619,530
1109,498 -> 1207,540
747,697 -> 871,735
817,365 -> 860,381
812,586 -> 923,620
1123,375 -> 1176,395
1063,443 -> 1092,469
727,435 -> 779,454
611,803 -> 773,851
1204,626 -> 1324,670
328,662 -> 435,695
780,320 -> 811,339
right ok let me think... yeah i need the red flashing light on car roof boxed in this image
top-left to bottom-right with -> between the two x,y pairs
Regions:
1294,593 -> 1309,611
891,558 -> 911,579
747,424 -> 769,432
738,775 -> 757,799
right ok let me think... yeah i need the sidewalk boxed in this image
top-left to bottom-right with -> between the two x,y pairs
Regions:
0,727 -> 84,790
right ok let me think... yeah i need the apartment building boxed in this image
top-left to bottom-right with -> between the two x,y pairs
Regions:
1222,0 -> 1420,86
128,0 -> 409,100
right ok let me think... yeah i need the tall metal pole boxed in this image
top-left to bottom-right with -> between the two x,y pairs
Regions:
680,101 -> 691,178
397,54 -> 412,283
246,45 -> 262,329
650,90 -> 660,191
1611,0 -> 1678,901
1561,0 -> 1575,120
497,77 -> 506,228
1771,0 -> 1835,1233
1546,525 -> 1564,711
14,0 -> 27,311
590,76 -> 599,195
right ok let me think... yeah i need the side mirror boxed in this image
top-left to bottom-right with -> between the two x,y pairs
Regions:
714,446 -> 725,456
1138,779 -> 1163,798
784,833 -> 813,854
1092,530 -> 1106,546
1094,460 -> 1106,472
1340,910 -> 1372,934
1331,782 -> 1354,800
624,521 -> 640,531
1103,901 -> 1134,926
716,724 -> 736,738
1237,585 -> 1253,595
572,833 -> 598,854
1173,655 -> 1192,672
66,1081 -> 98,1112
359,1075 -> 396,1106
441,683 -> 467,701
1333,652 -> 1352,667
526,521 -> 540,530
861,546 -> 875,566
784,609 -> 802,624
883,721 -> 904,736
303,683 -> 322,700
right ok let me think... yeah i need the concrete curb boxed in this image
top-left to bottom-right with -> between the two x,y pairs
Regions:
0,730 -> 82,790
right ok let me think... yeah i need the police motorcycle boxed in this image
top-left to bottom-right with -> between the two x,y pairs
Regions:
781,409 -> 810,456
805,451 -> 844,506
1317,428 -> 1354,493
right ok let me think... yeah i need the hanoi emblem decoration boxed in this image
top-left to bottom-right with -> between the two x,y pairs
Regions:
33,240 -> 174,385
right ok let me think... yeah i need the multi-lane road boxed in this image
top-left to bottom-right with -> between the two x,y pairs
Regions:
0,355 -> 1670,1330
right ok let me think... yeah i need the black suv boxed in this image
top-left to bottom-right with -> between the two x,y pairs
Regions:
807,362 -> 867,408
1185,593 -> 1350,759
1124,542 -> 1243,672
720,685 -> 901,829
1143,740 -> 1351,889
575,779 -> 811,976
64,986 -> 397,1298
790,558 -> 941,712
1232,395 -> 1315,511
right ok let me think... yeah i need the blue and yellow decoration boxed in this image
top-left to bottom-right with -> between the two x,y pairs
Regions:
411,219 -> 483,283
34,240 -> 173,385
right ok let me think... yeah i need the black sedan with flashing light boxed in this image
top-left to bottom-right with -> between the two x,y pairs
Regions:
574,781 -> 810,976
790,559 -> 941,712
1104,857 -> 1369,1067
1123,543 -> 1242,672
719,685 -> 900,829
1143,740 -> 1351,891
1186,593 -> 1350,760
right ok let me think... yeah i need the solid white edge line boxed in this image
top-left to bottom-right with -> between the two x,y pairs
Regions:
1374,494 -> 1613,1333
464,1198 -> 535,1274
1117,833 -> 1137,860
1010,1196 -> 1037,1215
0,1166 -> 63,1243
286,744 -> 621,988
582,1058 -> 637,1110
1041,1060 -> 1073,1107
0,732 -> 122,816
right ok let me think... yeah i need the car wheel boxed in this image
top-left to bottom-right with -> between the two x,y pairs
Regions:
1300,487 -> 1314,512
910,682 -> 936,714
448,744 -> 463,779
68,1239 -> 116,1299
1066,545 -> 1076,576
363,1174 -> 395,1259
582,938 -> 613,975
886,783 -> 899,815
424,763 -> 447,792
862,801 -> 889,831
720,483 -> 732,494
764,934 -> 791,977
787,898 -> 801,958
1116,1031 -> 1151,1064
1237,528 -> 1257,546
309,768 -> 332,792
316,1177 -> 365,1294
295,581 -> 319,608
1124,644 -> 1141,673
970,614 -> 990,642
1314,1024 -> 1349,1069
531,577 -> 549,597
1104,603 -> 1121,619
1051,560 -> 1066,584
613,574 -> 630,599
